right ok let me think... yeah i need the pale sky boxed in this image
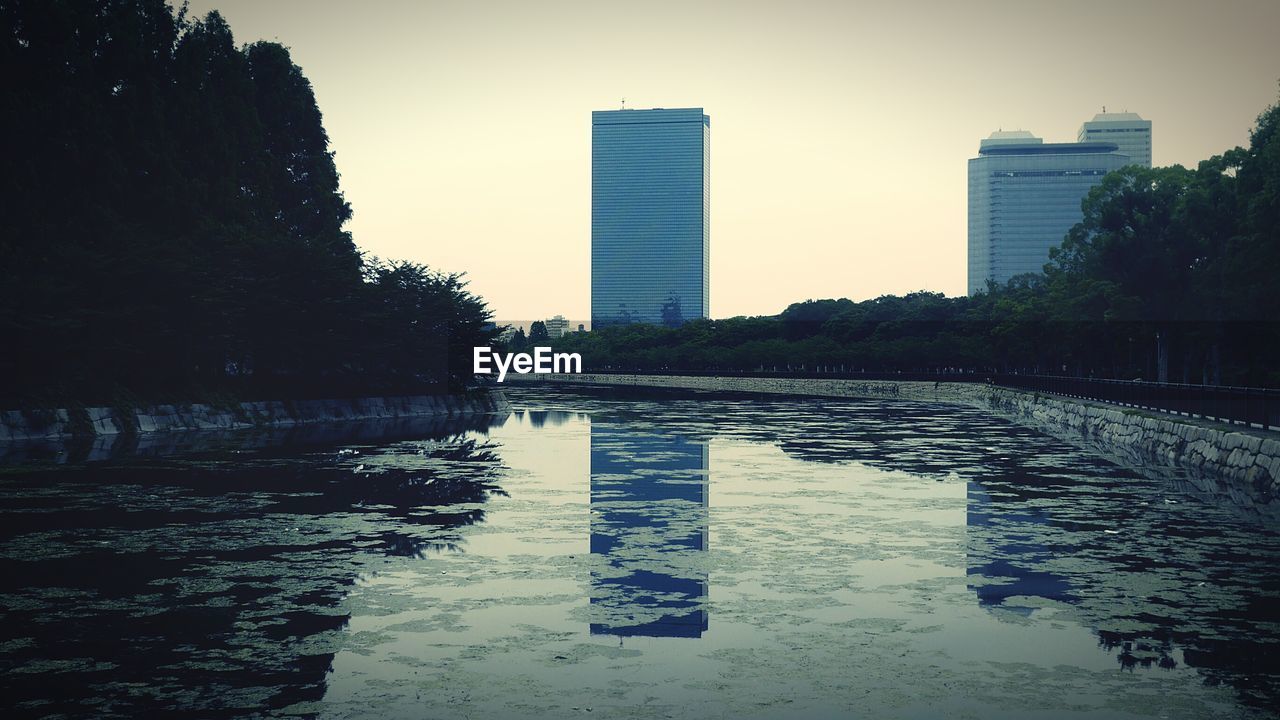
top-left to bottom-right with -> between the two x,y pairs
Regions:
188,0 -> 1280,320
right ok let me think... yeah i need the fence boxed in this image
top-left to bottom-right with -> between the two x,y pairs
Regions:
584,368 -> 989,383
581,368 -> 1278,430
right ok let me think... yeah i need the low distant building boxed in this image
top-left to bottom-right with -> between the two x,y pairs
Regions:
494,318 -> 589,337
546,315 -> 569,338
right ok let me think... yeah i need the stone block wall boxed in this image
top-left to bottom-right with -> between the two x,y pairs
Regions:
0,391 -> 511,442
508,372 -> 1279,499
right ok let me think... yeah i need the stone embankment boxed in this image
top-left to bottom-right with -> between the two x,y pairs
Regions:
509,373 -> 1280,499
0,392 -> 511,443
986,388 -> 1280,501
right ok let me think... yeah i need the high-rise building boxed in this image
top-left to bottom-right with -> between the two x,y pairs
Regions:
1078,111 -> 1152,168
968,131 -> 1130,294
592,107 -> 709,327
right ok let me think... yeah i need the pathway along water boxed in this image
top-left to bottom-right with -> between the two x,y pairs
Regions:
0,386 -> 1276,718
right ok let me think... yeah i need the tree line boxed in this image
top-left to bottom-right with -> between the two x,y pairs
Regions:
1,0 -> 495,404
544,93 -> 1280,388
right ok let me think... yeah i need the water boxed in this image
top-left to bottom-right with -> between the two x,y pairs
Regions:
1,386 -> 1278,719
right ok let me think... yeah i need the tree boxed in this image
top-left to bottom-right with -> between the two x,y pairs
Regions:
528,321 -> 549,344
0,1 -> 499,402
359,260 -> 495,392
510,328 -> 528,351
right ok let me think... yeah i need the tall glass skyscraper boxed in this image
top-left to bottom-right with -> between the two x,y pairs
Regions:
592,108 -> 709,327
967,131 -> 1130,295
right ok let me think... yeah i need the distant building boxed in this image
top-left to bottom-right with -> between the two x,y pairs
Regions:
1078,111 -> 1152,168
545,315 -> 569,338
592,107 -> 709,328
495,319 -> 590,337
968,131 -> 1130,294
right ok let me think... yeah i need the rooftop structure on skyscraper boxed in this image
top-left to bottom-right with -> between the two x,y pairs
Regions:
1078,111 -> 1152,168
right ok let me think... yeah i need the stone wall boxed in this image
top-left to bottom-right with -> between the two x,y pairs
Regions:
508,373 -> 1280,499
986,387 -> 1280,502
0,391 -> 511,443
506,372 -> 990,404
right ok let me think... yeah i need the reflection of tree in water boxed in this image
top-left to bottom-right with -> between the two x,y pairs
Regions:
1098,631 -> 1179,671
343,437 -> 507,557
0,430 -> 506,717
1,412 -> 504,466
962,461 -> 1280,711
511,409 -> 577,429
744,398 -> 1280,713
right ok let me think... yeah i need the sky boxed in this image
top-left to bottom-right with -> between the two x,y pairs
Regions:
187,0 -> 1280,321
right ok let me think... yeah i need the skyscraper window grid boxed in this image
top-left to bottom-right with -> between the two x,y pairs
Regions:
591,107 -> 710,327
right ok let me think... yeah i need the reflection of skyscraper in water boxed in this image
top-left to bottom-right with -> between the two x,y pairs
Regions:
590,425 -> 709,638
966,479 -> 1074,614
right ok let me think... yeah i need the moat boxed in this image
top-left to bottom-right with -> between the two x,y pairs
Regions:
1,386 -> 1277,719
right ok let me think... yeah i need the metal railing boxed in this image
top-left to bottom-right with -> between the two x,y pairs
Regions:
578,368 -> 1278,430
581,368 -> 991,383
991,374 -> 1279,431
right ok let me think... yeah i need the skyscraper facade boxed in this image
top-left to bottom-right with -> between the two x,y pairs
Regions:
1078,111 -> 1152,168
592,108 -> 709,327
967,131 -> 1130,294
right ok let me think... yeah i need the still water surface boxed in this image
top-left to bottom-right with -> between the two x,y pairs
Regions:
1,387 -> 1278,719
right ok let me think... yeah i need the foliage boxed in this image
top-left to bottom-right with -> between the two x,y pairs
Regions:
0,0 -> 494,402
508,327 -> 528,351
